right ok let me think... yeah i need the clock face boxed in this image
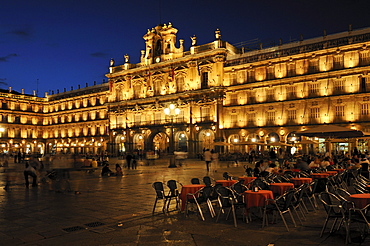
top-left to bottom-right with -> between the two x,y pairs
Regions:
155,57 -> 161,63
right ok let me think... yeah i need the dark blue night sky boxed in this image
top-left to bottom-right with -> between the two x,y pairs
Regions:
2,0 -> 370,96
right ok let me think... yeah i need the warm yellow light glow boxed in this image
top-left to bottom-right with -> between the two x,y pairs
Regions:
164,108 -> 170,115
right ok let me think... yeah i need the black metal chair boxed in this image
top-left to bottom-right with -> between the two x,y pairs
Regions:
215,186 -> 246,227
166,180 -> 181,211
318,191 -> 345,237
152,182 -> 173,214
344,201 -> 370,244
262,189 -> 297,231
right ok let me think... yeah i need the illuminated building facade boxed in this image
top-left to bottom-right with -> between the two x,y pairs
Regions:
2,24 -> 370,156
0,84 -> 109,155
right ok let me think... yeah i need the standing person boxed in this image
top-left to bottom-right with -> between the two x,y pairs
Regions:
204,149 -> 212,172
125,153 -> 133,169
211,150 -> 219,169
24,162 -> 37,188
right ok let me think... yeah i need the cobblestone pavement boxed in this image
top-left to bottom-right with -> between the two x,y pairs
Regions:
0,157 -> 368,245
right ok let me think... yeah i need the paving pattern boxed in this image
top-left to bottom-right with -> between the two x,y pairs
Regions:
0,158 -> 368,245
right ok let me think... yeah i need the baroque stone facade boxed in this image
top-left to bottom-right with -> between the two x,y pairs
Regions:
2,24 -> 370,156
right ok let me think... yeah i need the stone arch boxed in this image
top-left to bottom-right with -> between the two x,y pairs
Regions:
198,129 -> 215,151
147,130 -> 169,153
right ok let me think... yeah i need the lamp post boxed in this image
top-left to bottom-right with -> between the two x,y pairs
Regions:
164,104 -> 180,168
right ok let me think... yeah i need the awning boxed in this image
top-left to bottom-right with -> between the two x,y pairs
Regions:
295,125 -> 366,138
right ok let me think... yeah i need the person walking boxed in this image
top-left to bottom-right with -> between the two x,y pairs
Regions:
24,162 -> 37,188
204,149 -> 212,172
125,153 -> 133,169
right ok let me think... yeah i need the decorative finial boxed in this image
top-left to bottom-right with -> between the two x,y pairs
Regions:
191,35 -> 197,46
215,28 -> 221,40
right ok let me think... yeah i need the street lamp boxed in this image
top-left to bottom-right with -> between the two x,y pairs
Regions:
164,103 -> 180,168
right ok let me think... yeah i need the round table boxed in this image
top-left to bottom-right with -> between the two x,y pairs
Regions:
290,177 -> 313,187
349,193 -> 370,209
179,184 -> 205,211
311,173 -> 330,179
270,183 -> 294,197
215,180 -> 237,187
238,177 -> 257,186
325,171 -> 338,176
244,190 -> 274,209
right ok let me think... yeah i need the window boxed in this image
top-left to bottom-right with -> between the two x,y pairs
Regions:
201,107 -> 210,121
333,79 -> 344,93
230,93 -> 237,105
310,108 -> 320,118
309,83 -> 318,95
288,110 -> 297,120
266,89 -> 275,102
267,111 -> 275,122
361,103 -> 369,115
286,85 -> 296,99
231,114 -> 237,127
135,114 -> 141,126
247,112 -> 255,125
335,106 -> 345,117
201,72 -> 209,89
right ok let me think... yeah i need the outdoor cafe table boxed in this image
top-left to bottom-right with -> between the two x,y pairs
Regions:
325,171 -> 338,176
270,183 -> 294,197
332,168 -> 345,173
349,194 -> 370,209
238,177 -> 257,187
179,184 -> 205,211
244,190 -> 274,210
310,173 -> 330,179
290,177 -> 313,187
215,180 -> 237,187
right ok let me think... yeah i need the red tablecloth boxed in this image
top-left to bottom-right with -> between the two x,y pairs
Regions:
290,177 -> 313,187
310,173 -> 330,179
244,190 -> 274,209
349,194 -> 370,209
270,183 -> 294,197
325,171 -> 338,176
238,177 -> 257,186
332,169 -> 345,173
215,180 -> 237,187
179,184 -> 205,211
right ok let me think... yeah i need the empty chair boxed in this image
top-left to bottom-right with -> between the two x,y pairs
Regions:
191,178 -> 200,184
318,191 -> 345,237
215,186 -> 246,227
231,180 -> 248,203
334,188 -> 351,201
263,189 -> 297,231
152,182 -> 172,214
166,180 -> 181,211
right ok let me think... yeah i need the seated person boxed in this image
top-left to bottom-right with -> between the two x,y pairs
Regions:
320,157 -> 331,169
115,164 -> 123,176
265,163 -> 278,173
101,164 -> 113,176
91,158 -> 98,168
308,158 -> 321,169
